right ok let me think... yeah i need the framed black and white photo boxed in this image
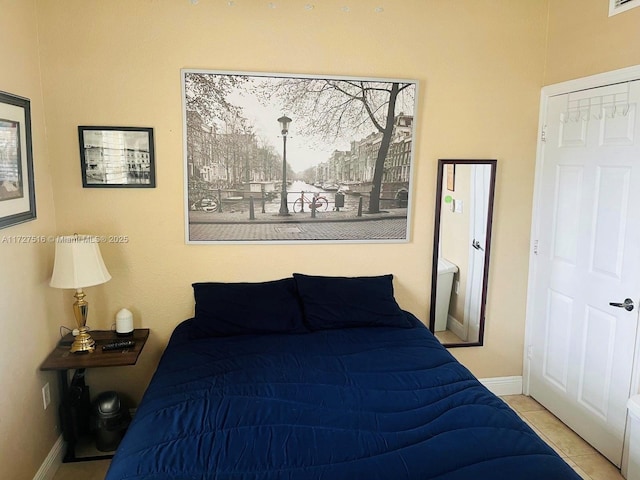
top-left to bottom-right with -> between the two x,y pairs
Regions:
0,91 -> 36,230
79,126 -> 156,188
182,69 -> 418,244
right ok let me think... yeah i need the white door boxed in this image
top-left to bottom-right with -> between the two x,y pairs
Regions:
528,80 -> 640,466
465,164 -> 492,343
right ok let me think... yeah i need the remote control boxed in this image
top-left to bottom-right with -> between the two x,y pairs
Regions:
102,340 -> 136,351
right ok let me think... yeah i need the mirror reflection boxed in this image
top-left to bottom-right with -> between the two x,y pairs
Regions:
429,159 -> 496,347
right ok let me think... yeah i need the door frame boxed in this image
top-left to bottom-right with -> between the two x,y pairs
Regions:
525,65 -> 640,470
524,64 -> 640,395
524,66 -> 640,466
464,164 -> 490,343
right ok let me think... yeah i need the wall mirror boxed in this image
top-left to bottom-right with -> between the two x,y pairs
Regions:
429,159 -> 497,347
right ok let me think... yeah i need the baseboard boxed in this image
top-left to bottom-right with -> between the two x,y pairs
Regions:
446,315 -> 467,341
479,376 -> 523,396
33,434 -> 64,480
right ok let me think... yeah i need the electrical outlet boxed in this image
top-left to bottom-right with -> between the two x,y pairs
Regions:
42,382 -> 51,410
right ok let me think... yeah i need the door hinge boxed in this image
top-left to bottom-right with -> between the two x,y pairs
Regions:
533,239 -> 539,255
541,125 -> 547,143
527,345 -> 533,359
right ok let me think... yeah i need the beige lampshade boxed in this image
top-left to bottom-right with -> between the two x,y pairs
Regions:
49,235 -> 112,289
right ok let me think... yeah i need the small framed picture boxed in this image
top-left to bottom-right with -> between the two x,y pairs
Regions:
446,163 -> 455,191
0,91 -> 36,229
78,126 -> 156,188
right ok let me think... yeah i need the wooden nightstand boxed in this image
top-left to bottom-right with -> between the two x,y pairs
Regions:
40,328 -> 149,462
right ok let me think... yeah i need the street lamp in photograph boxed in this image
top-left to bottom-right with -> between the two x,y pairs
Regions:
278,115 -> 292,216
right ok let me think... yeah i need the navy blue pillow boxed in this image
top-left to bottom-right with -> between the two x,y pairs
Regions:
190,278 -> 307,337
293,273 -> 412,330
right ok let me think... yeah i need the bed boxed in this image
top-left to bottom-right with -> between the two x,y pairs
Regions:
105,274 -> 580,479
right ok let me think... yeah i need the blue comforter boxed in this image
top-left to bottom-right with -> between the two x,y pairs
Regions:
106,315 -> 579,479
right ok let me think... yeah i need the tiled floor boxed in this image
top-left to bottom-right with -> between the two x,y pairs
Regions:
502,395 -> 624,480
434,329 -> 466,344
52,459 -> 110,480
52,395 -> 624,480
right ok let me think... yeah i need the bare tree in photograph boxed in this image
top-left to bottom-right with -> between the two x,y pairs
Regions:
257,78 -> 415,213
184,73 -> 248,126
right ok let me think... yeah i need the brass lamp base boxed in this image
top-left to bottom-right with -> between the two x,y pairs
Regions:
70,288 -> 95,353
70,326 -> 95,353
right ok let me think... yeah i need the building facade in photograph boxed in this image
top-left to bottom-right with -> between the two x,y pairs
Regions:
187,110 -> 413,206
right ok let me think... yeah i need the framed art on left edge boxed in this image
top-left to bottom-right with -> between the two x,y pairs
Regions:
0,91 -> 36,229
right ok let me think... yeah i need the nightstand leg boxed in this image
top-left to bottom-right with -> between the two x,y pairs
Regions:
57,369 -> 78,462
59,369 -> 92,462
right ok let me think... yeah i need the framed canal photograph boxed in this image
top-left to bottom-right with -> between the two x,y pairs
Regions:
182,69 -> 418,244
0,91 -> 36,230
79,126 -> 156,188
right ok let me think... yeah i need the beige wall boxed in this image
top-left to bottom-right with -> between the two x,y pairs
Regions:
4,0 -> 640,477
545,0 -> 640,85
34,1 -> 548,401
0,1 -> 66,478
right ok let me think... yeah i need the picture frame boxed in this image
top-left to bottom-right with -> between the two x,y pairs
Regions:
78,126 -> 156,188
0,91 -> 36,230
446,163 -> 455,191
182,69 -> 418,244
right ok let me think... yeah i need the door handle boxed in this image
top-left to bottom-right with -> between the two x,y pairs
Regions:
609,298 -> 635,311
472,239 -> 484,251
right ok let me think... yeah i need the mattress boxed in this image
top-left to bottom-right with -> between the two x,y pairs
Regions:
105,315 -> 579,479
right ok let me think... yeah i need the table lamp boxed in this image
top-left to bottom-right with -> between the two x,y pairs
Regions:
50,234 -> 112,353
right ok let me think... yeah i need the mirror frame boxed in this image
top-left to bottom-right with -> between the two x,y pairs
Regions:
429,159 -> 497,347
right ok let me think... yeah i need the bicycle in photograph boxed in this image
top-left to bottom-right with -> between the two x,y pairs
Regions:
191,196 -> 219,212
292,191 -> 329,213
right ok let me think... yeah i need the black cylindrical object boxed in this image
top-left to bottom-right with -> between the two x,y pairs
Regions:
93,391 -> 131,452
